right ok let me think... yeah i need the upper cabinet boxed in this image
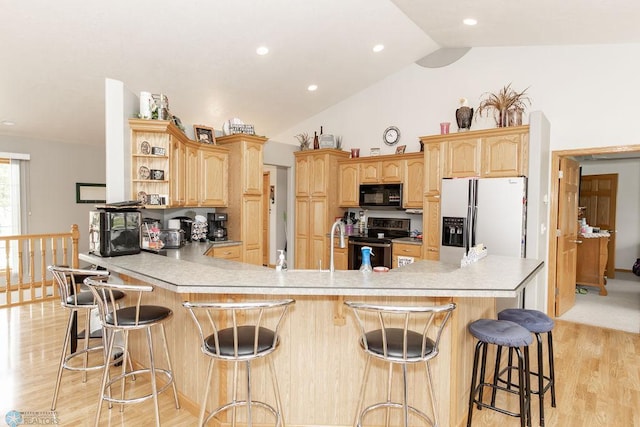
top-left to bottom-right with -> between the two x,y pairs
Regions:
402,154 -> 424,208
338,162 -> 359,207
130,119 -> 229,209
359,158 -> 403,183
421,125 -> 529,180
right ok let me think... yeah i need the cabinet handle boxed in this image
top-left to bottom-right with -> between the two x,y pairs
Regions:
570,240 -> 583,244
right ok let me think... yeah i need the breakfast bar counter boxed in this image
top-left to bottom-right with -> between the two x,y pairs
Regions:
80,245 -> 543,427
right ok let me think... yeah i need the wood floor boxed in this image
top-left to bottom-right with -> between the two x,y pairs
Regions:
1,300 -> 638,427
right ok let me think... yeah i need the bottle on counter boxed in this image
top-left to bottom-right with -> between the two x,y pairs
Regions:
359,246 -> 373,273
275,249 -> 288,271
313,131 -> 319,149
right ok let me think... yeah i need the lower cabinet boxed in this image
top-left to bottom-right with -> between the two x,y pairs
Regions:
576,235 -> 609,295
392,242 -> 422,268
206,243 -> 241,261
333,237 -> 348,270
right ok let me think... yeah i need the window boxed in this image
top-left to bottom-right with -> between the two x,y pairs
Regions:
0,154 -> 29,273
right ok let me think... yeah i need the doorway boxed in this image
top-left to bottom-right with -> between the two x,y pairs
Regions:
263,165 -> 289,267
547,144 -> 640,317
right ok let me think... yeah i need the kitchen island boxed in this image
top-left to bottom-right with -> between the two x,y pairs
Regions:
80,244 -> 543,427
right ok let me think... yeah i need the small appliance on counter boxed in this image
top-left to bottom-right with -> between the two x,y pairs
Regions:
207,212 -> 228,241
170,216 -> 194,242
89,207 -> 141,257
159,229 -> 184,249
191,215 -> 208,242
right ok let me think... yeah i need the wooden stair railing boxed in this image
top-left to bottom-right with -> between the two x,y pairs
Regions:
0,224 -> 79,307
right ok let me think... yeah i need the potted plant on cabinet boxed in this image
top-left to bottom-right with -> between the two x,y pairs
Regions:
477,83 -> 530,127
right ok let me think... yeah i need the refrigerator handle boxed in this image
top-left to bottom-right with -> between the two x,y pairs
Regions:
465,180 -> 472,255
471,179 -> 478,248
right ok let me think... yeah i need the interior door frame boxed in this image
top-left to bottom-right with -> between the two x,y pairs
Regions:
547,144 -> 640,316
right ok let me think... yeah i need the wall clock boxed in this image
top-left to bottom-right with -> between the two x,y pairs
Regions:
383,126 -> 400,146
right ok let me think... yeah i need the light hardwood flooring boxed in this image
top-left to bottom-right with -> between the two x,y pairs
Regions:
1,300 -> 638,427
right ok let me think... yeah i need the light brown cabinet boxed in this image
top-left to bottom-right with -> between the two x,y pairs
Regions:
332,237 -> 348,271
206,243 -> 241,261
338,163 -> 359,207
481,132 -> 529,177
294,149 -> 349,269
446,138 -> 481,178
185,143 -> 229,207
576,235 -> 609,296
423,196 -> 441,260
216,134 -> 268,266
130,119 -> 229,209
402,154 -> 424,208
359,159 -> 403,183
392,242 -> 422,268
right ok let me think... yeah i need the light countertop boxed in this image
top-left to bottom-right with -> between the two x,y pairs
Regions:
80,242 -> 543,298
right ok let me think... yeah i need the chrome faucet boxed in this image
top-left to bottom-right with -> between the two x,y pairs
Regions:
329,219 -> 346,272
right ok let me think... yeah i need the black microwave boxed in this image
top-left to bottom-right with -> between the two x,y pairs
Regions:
359,183 -> 403,209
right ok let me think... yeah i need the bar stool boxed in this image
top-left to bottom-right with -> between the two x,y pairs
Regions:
497,309 -> 556,426
467,319 -> 532,427
84,277 -> 180,427
48,265 -> 125,411
344,301 -> 456,427
183,299 -> 294,427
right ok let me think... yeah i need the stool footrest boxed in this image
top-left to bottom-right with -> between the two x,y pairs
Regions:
103,368 -> 175,405
62,345 -> 125,372
472,383 -> 531,419
359,401 -> 434,426
497,366 -> 554,396
206,400 -> 280,426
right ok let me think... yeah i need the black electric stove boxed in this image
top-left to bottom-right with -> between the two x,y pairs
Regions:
348,217 -> 410,269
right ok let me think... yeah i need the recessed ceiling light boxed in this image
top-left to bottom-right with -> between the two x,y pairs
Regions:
307,84 -> 318,92
463,18 -> 477,26
1,120 -> 15,126
373,44 -> 385,53
256,46 -> 269,55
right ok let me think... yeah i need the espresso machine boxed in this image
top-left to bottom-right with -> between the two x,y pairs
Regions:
207,212 -> 228,241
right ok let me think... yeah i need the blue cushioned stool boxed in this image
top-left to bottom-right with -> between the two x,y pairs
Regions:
497,309 -> 556,426
467,319 -> 532,427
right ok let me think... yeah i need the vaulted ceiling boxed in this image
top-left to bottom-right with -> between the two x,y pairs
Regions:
2,0 -> 639,147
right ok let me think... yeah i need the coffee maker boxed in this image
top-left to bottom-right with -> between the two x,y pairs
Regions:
207,212 -> 228,241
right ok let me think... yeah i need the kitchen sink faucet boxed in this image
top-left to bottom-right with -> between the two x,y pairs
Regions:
329,219 -> 346,272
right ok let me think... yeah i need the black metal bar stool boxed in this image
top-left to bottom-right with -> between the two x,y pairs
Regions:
344,301 -> 456,427
48,265 -> 126,411
85,277 -> 180,427
467,319 -> 532,427
497,308 -> 556,426
183,299 -> 295,427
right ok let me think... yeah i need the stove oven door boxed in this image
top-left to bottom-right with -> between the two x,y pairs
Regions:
348,240 -> 392,270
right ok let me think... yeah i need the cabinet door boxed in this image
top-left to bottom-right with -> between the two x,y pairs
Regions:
185,144 -> 200,206
482,133 -> 526,177
423,196 -> 441,260
338,163 -> 359,207
200,148 -> 228,206
294,198 -> 310,269
360,161 -> 381,183
424,142 -> 442,196
446,139 -> 481,178
169,138 -> 186,207
381,159 -> 403,183
333,246 -> 348,271
310,154 -> 328,196
243,141 -> 263,195
242,196 -> 262,265
392,243 -> 422,268
296,156 -> 311,197
310,197 -> 328,270
403,157 -> 424,208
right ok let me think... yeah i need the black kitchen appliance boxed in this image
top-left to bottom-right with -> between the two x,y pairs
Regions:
89,208 -> 141,257
348,217 -> 410,270
207,212 -> 228,241
171,216 -> 194,242
359,183 -> 403,210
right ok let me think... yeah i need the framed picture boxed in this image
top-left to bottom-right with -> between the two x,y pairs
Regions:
193,125 -> 216,144
76,183 -> 106,204
151,146 -> 165,156
395,145 -> 406,154
370,147 -> 380,156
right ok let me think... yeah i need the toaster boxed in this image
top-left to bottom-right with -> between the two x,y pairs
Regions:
159,229 -> 184,249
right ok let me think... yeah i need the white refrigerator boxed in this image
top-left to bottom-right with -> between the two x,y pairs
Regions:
439,177 -> 527,265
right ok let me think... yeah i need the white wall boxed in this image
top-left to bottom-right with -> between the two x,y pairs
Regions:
0,135 -> 105,253
580,159 -> 640,270
273,43 -> 640,154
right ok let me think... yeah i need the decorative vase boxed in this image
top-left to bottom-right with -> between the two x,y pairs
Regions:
507,108 -> 523,126
455,106 -> 473,131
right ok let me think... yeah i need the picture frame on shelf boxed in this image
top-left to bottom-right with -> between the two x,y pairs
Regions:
151,146 -> 165,156
395,145 -> 406,154
193,125 -> 216,144
370,148 -> 381,156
